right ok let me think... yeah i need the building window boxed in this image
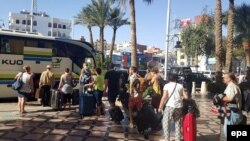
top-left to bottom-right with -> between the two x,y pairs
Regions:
22,20 -> 26,25
62,25 -> 66,29
180,62 -> 185,66
58,32 -> 61,37
58,24 -> 62,28
32,29 -> 37,32
27,20 -> 31,25
53,32 -> 57,36
62,33 -> 66,37
48,31 -> 51,36
181,55 -> 185,59
22,29 -> 25,31
53,23 -> 57,28
33,21 -> 37,26
16,19 -> 20,24
15,28 -> 19,30
48,22 -> 52,27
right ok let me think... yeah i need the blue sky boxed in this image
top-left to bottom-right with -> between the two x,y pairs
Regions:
0,0 -> 249,50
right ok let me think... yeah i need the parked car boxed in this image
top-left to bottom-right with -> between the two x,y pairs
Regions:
204,71 -> 216,80
192,72 -> 211,88
169,66 -> 192,84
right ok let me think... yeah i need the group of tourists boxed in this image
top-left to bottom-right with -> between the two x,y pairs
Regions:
13,62 -> 249,140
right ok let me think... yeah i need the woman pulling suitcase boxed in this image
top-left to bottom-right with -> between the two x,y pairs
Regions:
158,74 -> 188,141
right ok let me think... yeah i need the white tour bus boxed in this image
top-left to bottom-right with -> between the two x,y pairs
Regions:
0,29 -> 96,98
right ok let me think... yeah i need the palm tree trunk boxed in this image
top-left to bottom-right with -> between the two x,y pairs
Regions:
110,28 -> 117,61
88,25 -> 94,46
225,0 -> 235,73
215,0 -> 223,83
246,50 -> 250,67
129,0 -> 138,67
99,26 -> 105,64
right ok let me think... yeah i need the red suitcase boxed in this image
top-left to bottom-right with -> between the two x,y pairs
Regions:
182,113 -> 196,141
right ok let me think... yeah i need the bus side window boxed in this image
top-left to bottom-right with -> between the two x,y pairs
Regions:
0,39 -> 11,53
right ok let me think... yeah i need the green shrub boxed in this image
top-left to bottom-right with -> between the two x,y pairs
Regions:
207,82 -> 226,96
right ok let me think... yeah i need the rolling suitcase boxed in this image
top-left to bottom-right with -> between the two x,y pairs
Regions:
72,89 -> 79,105
109,106 -> 124,123
134,103 -> 162,134
79,93 -> 96,116
50,89 -> 62,110
183,112 -> 196,141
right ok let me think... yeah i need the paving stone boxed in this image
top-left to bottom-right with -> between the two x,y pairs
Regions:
50,128 -> 69,135
2,132 -> 25,139
32,128 -> 51,134
92,126 -> 108,132
75,125 -> 91,130
109,127 -> 124,132
63,136 -> 84,141
85,136 -> 104,141
89,130 -> 105,137
0,126 -> 16,130
57,124 -> 74,129
69,129 -> 88,136
42,134 -> 64,141
13,126 -> 34,132
127,133 -> 146,140
39,122 -> 57,128
108,132 -> 124,139
21,133 -> 44,140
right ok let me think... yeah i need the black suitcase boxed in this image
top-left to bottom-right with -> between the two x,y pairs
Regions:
109,106 -> 124,123
50,89 -> 62,110
72,89 -> 79,105
79,93 -> 96,116
134,103 -> 162,134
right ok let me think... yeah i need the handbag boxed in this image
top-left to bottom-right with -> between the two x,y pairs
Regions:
12,73 -> 23,91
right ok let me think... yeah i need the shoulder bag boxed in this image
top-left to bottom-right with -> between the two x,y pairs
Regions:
12,73 -> 23,91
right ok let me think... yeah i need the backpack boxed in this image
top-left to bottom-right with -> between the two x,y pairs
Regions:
80,69 -> 91,84
132,77 -> 148,94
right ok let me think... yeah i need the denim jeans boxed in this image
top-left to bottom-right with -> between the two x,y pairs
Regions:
223,110 -> 243,137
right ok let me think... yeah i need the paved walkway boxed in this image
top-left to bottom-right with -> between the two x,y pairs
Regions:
0,94 -> 249,141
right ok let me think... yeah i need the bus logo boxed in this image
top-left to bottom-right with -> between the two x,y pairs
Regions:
52,58 -> 62,68
1,59 -> 23,65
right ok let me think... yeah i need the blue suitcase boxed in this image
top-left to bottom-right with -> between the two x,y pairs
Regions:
79,93 -> 96,116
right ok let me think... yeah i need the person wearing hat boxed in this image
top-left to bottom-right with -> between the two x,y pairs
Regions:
39,65 -> 54,106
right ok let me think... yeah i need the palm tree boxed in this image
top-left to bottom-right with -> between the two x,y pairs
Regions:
225,0 -> 235,73
215,0 -> 223,83
88,0 -> 111,64
75,7 -> 95,45
112,0 -> 153,67
235,3 -> 250,67
108,8 -> 129,61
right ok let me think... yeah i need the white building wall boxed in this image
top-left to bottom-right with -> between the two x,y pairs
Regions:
8,11 -> 71,38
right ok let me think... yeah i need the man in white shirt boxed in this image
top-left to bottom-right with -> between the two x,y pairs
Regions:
222,73 -> 243,138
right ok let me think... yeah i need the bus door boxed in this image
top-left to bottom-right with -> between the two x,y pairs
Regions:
23,47 -> 52,73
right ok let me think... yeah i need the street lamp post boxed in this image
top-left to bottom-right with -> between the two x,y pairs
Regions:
164,0 -> 171,80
